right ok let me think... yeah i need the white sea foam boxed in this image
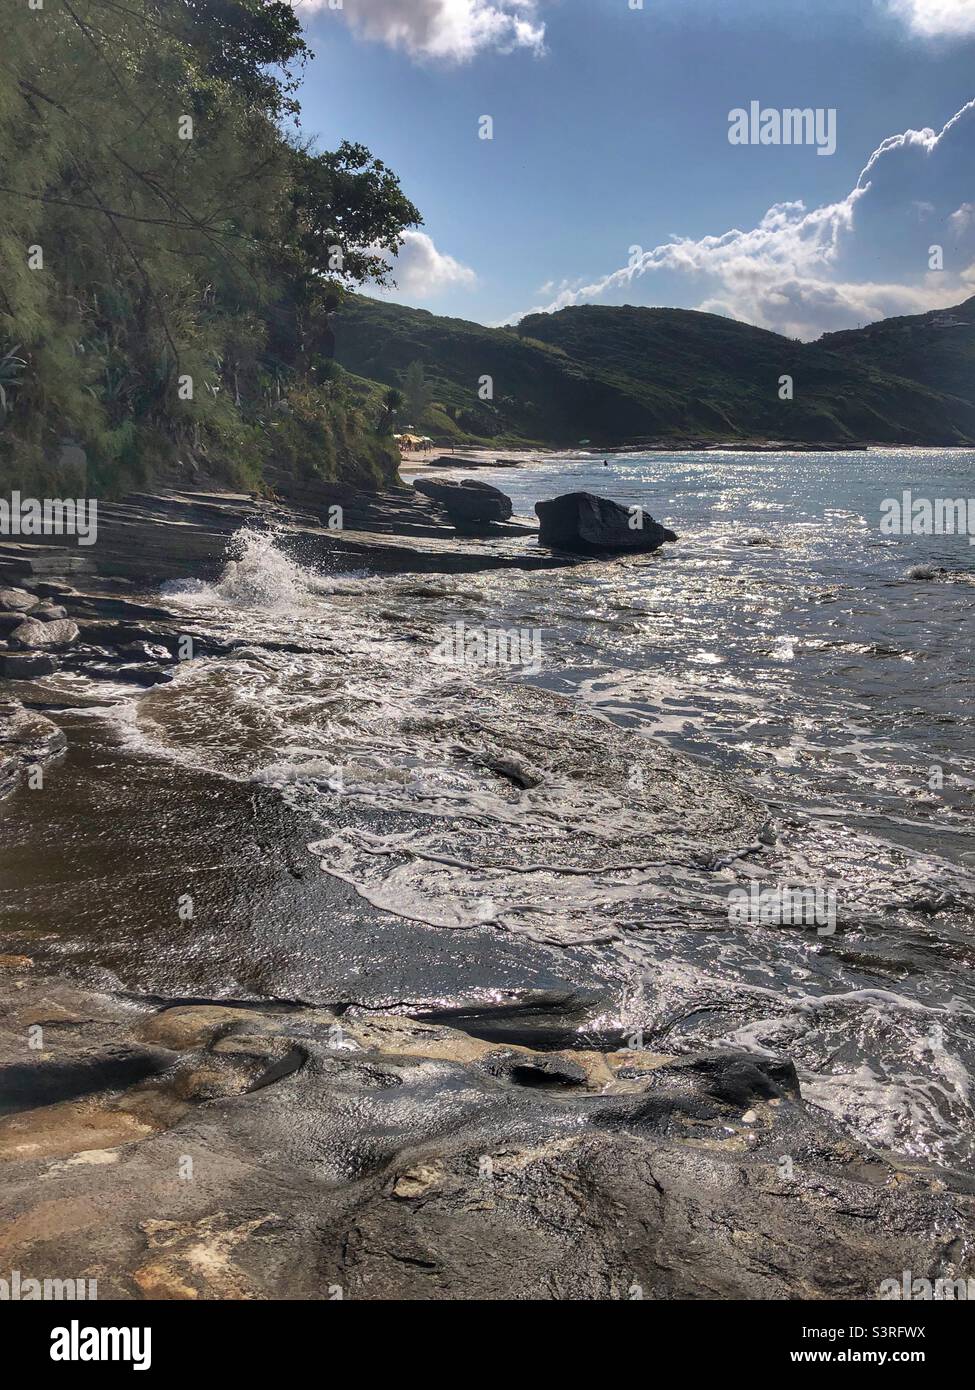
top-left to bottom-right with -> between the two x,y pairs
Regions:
78,472 -> 975,1170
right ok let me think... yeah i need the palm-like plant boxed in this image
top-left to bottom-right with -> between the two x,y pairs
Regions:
378,386 -> 402,435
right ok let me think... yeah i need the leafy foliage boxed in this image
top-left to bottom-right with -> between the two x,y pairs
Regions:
0,0 -> 421,495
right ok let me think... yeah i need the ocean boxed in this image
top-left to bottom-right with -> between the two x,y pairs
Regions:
36,448 -> 975,1172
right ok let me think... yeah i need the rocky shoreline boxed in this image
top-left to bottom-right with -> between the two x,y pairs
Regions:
0,483 -> 578,722
2,483 -> 975,1301
3,964 -> 972,1300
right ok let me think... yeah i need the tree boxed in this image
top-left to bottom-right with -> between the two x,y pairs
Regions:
377,387 -> 402,435
0,0 -> 421,494
157,0 -> 311,119
401,361 -> 433,428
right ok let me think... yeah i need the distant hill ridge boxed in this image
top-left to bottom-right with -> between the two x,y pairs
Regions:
334,294 -> 975,448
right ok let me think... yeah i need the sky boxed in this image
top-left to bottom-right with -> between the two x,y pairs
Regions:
290,0 -> 975,339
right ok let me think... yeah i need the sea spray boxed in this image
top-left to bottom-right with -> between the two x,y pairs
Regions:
214,527 -> 314,609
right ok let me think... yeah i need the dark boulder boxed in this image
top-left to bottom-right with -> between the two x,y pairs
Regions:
535,492 -> 678,555
80,661 -> 174,688
413,477 -> 513,525
0,652 -> 59,680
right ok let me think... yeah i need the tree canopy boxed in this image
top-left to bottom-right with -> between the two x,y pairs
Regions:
0,0 -> 421,494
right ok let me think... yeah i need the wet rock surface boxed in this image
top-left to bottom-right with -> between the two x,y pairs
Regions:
0,573 -> 239,705
1,721 -> 973,1300
0,653 -> 58,680
0,701 -> 67,800
0,715 -> 620,1007
0,975 -> 971,1300
3,481 -> 974,1300
0,486 -> 565,587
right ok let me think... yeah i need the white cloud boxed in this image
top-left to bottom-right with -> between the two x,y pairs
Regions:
885,0 -> 975,39
503,99 -> 975,339
294,0 -> 546,62
376,230 -> 477,298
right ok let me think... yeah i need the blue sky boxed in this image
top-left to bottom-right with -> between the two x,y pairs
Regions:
292,0 -> 975,338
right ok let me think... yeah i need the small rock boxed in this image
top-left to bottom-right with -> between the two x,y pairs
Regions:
117,642 -> 173,664
31,604 -> 69,622
9,618 -> 80,649
392,1162 -> 444,1199
0,588 -> 38,612
81,662 -> 174,687
0,652 -> 59,679
31,581 -> 79,599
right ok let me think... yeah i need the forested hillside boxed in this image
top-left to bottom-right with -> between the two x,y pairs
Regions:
0,0 -> 420,496
335,295 -> 975,448
819,296 -> 975,409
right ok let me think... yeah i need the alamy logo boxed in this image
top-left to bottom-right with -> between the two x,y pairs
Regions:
0,491 -> 97,545
432,619 -> 543,674
880,491 -> 975,543
1,1269 -> 97,1300
50,1320 -> 151,1371
880,1270 -> 974,1300
729,102 -> 837,156
728,881 -> 837,935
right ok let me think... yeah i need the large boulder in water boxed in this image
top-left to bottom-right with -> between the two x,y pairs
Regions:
535,492 -> 678,555
413,477 -> 513,524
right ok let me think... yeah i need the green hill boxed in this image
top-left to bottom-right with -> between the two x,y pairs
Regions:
819,297 -> 975,410
334,294 -> 975,448
333,296 -> 647,446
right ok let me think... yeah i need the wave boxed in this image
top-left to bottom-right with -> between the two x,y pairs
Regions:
85,524 -> 975,1170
